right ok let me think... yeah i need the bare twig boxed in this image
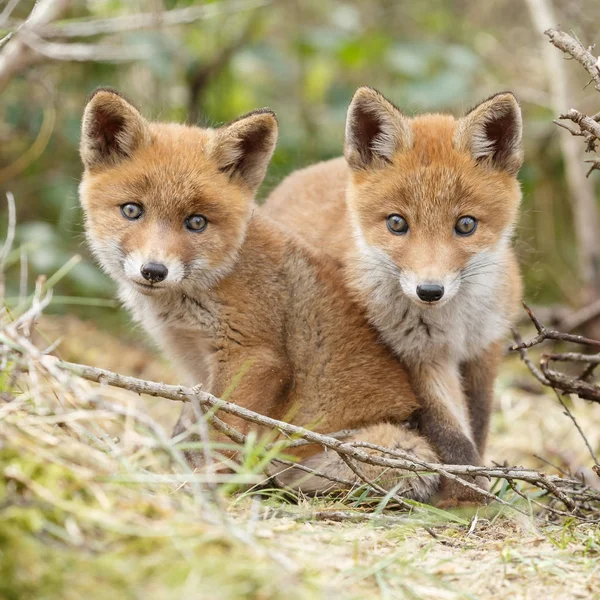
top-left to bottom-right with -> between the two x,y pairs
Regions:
0,0 -> 71,94
510,303 -> 600,351
545,28 -> 600,92
0,192 -> 16,297
512,303 -> 600,471
559,109 -> 600,141
559,296 -> 600,332
548,387 -> 599,466
512,303 -> 600,404
14,355 -> 591,518
536,21 -> 600,292
37,0 -> 271,39
584,157 -> 600,177
511,326 -> 549,386
539,357 -> 600,403
0,0 -> 270,93
20,31 -> 146,62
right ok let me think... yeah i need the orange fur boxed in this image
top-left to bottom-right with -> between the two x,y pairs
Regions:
264,87 -> 524,503
79,89 -> 440,501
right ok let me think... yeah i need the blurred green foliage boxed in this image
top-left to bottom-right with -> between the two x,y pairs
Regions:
1,0 -> 599,329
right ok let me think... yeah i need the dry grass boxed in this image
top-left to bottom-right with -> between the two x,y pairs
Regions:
1,312 -> 598,599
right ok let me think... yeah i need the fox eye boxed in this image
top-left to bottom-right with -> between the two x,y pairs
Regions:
185,214 -> 208,232
386,214 -> 409,235
121,203 -> 143,220
455,216 -> 478,236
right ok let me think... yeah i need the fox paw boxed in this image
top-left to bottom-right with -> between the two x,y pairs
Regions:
436,476 -> 490,508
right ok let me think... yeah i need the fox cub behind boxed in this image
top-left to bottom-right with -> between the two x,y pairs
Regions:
79,89 -> 439,501
265,87 -> 524,502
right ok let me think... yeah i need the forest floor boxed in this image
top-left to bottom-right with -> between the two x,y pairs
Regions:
2,314 -> 600,600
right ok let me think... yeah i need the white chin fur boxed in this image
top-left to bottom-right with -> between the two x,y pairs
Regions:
351,229 -> 511,363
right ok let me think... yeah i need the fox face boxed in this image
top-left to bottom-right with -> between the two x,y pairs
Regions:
344,87 -> 522,310
79,89 -> 277,297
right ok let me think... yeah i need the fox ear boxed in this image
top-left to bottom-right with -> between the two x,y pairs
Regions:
80,88 -> 149,170
455,92 -> 523,175
211,109 -> 278,193
344,86 -> 412,171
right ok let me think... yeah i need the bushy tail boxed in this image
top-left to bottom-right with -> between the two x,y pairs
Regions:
275,423 -> 440,503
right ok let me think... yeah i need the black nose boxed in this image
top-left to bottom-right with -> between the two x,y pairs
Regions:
416,284 -> 444,303
140,262 -> 168,283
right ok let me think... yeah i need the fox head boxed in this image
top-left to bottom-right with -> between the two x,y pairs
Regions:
79,88 -> 277,296
344,86 -> 522,308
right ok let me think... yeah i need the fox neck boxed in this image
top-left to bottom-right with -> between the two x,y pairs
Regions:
347,232 -> 513,365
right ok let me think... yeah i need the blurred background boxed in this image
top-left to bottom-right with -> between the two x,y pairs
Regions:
1,0 -> 600,334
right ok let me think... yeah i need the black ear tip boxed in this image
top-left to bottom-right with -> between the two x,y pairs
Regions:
87,86 -> 120,101
86,87 -> 139,111
465,91 -> 521,117
351,85 -> 381,105
223,108 -> 279,134
254,107 -> 278,123
350,85 -> 402,116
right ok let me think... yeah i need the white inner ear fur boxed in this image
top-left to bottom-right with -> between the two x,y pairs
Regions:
80,91 -> 149,170
454,95 -> 523,174
209,111 -> 278,192
345,88 -> 412,166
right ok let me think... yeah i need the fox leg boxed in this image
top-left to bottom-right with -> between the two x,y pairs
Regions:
172,350 -> 291,470
275,423 -> 440,503
460,342 -> 502,456
411,359 -> 488,504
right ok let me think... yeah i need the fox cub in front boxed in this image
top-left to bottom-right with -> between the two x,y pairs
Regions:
266,87 -> 524,503
79,88 -> 440,501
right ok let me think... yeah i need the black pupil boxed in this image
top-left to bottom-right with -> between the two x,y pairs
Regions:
459,218 -> 474,232
124,204 -> 140,217
390,216 -> 406,231
189,216 -> 205,229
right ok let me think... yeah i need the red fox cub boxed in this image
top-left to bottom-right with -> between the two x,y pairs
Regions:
265,86 -> 523,503
78,88 -> 440,501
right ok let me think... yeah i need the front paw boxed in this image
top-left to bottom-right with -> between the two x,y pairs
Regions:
436,475 -> 490,508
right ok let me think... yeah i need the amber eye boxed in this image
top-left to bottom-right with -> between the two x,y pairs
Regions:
386,214 -> 409,235
185,214 -> 208,232
121,203 -> 143,220
455,216 -> 477,236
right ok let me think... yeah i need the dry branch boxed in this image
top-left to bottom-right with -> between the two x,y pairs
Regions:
0,0 -> 271,93
545,28 -> 600,92
545,28 -> 600,181
511,303 -> 600,470
1,289 -> 599,519
19,355 -> 592,519
0,0 -> 71,94
532,18 -> 600,295
511,302 -> 600,405
37,0 -> 271,39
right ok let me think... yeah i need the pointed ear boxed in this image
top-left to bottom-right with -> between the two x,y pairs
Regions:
455,92 -> 523,175
344,86 -> 412,171
80,88 -> 149,170
210,109 -> 278,193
